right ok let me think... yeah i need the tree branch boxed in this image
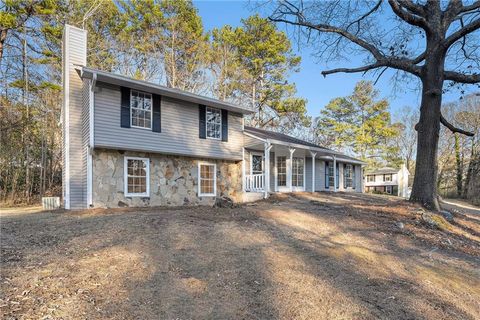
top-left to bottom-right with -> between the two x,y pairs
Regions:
444,70 -> 480,83
397,0 -> 426,16
321,62 -> 384,77
443,17 -> 480,48
460,1 -> 480,13
346,0 -> 382,34
387,0 -> 430,30
269,15 -> 385,61
440,113 -> 474,136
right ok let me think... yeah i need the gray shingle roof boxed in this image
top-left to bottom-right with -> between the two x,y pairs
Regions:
365,167 -> 399,174
245,126 -> 331,150
244,126 -> 365,164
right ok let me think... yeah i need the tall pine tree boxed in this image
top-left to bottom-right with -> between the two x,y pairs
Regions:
315,81 -> 399,167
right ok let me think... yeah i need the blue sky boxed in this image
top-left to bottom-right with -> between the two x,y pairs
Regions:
194,0 -> 471,119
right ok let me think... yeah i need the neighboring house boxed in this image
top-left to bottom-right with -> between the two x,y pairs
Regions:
364,165 -> 410,198
62,25 -> 366,209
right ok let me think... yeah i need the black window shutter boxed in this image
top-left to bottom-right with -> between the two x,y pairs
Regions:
221,109 -> 228,142
120,86 -> 130,128
199,105 -> 206,139
152,94 -> 161,132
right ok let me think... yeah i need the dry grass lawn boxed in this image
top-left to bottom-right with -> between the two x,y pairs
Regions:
1,192 -> 479,319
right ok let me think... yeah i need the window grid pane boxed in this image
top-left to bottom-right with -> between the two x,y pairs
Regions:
200,164 -> 216,195
126,159 -> 148,195
277,157 -> 286,187
292,158 -> 304,187
206,107 -> 221,139
131,90 -> 152,129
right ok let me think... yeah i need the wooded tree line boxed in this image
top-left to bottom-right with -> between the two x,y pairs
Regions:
0,0 -> 311,204
436,94 -> 480,204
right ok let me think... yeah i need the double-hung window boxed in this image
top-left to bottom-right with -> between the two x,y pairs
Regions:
277,156 -> 287,187
384,174 -> 392,182
344,164 -> 353,188
328,162 -> 335,188
367,175 -> 375,182
206,107 -> 222,139
131,90 -> 152,129
198,163 -> 216,196
124,157 -> 150,197
292,157 -> 304,187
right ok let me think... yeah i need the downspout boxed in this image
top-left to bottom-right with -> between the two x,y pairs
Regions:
87,72 -> 96,207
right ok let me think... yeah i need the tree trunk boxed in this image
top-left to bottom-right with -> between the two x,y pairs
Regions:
410,48 -> 445,210
0,29 -> 7,66
454,133 -> 462,197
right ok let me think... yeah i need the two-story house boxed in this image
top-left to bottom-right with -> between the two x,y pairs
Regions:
364,165 -> 410,198
62,25 -> 366,209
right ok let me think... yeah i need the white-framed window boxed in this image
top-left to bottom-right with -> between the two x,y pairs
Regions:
124,157 -> 150,197
206,107 -> 222,139
344,164 -> 353,188
292,157 -> 304,187
326,162 -> 335,188
367,175 -> 375,182
198,162 -> 216,196
384,174 -> 392,182
277,156 -> 287,187
131,90 -> 152,129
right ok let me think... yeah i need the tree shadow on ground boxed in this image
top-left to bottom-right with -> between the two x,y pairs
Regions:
1,194 -> 479,319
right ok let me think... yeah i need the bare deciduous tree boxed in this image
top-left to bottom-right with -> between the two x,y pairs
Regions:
270,0 -> 480,210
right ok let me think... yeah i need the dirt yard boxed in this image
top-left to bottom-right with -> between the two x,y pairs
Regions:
1,192 -> 479,320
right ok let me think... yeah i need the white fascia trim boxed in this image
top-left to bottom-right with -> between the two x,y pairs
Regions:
124,156 -> 150,197
198,161 -> 217,197
244,131 -> 266,142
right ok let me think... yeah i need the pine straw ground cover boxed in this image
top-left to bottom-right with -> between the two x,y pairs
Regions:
0,192 -> 479,320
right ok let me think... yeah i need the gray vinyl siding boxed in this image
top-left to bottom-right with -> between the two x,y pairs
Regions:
305,157 -> 312,191
355,165 -> 362,191
315,160 -> 326,191
244,149 -> 251,175
63,26 -> 87,209
94,83 -> 244,160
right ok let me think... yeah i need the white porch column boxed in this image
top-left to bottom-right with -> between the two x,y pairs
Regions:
242,147 -> 246,192
310,151 -> 317,192
333,155 -> 337,192
288,147 -> 296,192
264,141 -> 272,199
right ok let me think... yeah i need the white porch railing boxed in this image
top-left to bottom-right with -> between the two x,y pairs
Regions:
245,174 -> 264,192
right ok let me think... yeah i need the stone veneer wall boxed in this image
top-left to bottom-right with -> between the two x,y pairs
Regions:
92,149 -> 242,208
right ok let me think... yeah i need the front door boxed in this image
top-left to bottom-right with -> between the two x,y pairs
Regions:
251,154 -> 263,175
292,157 -> 305,191
276,156 -> 288,192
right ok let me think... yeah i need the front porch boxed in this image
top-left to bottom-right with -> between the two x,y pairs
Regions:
243,128 -> 364,198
